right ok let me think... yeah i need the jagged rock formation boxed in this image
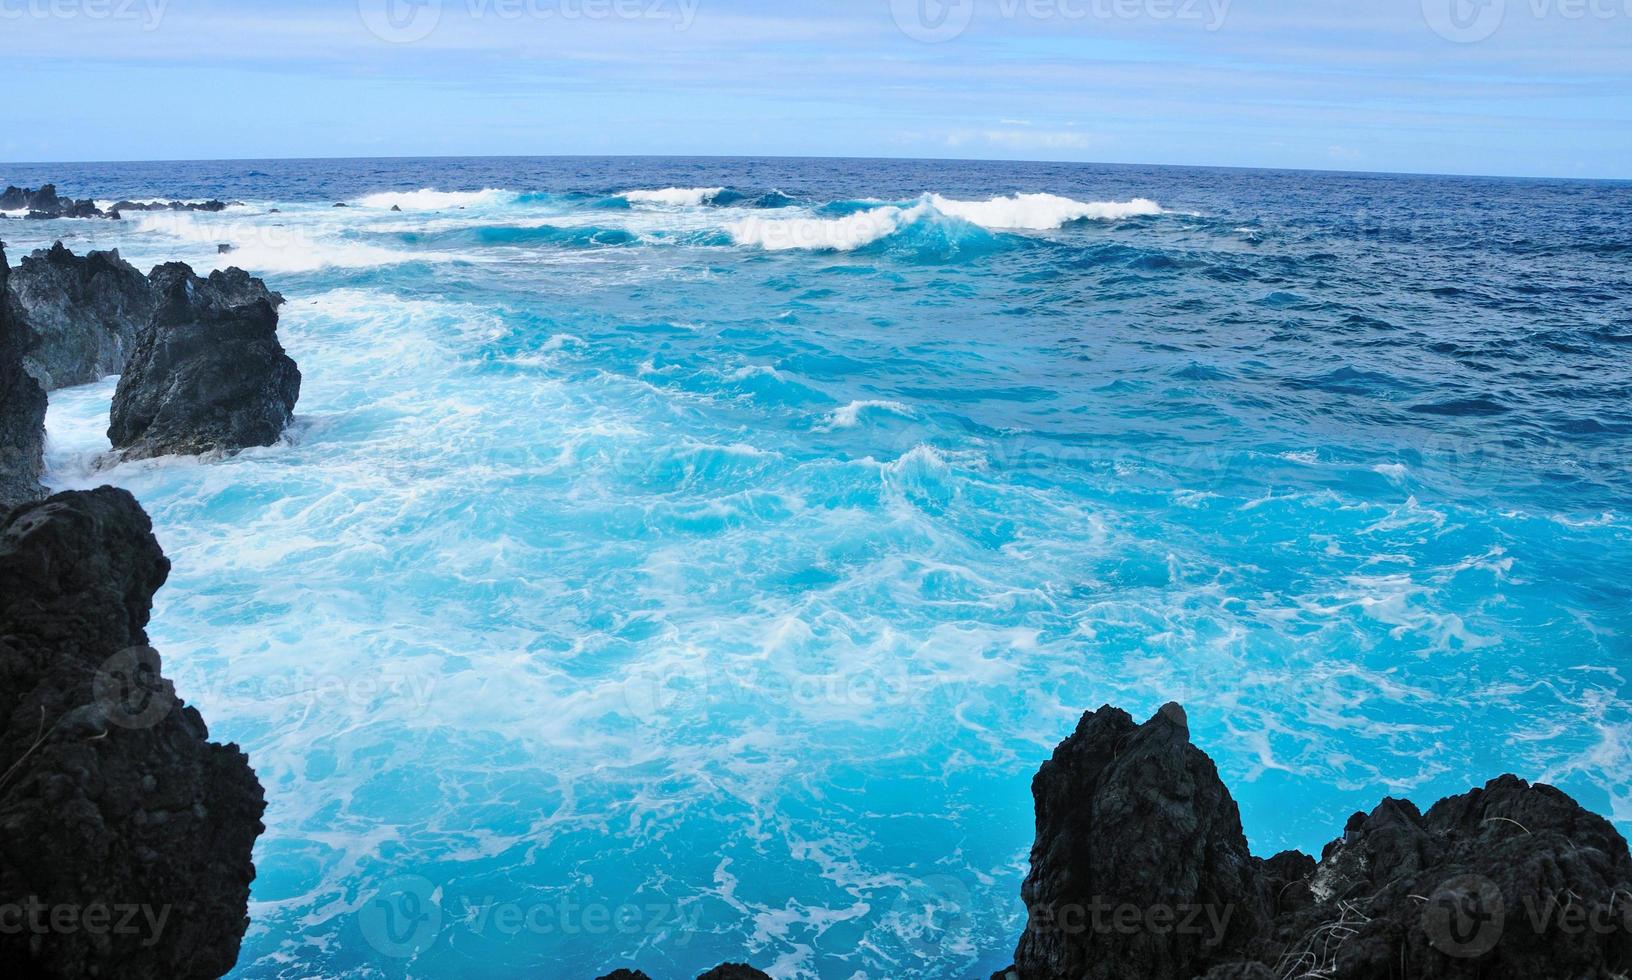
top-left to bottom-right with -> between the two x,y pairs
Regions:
995,703 -> 1632,980
0,487 -> 266,978
0,243 -> 47,510
9,242 -> 157,390
0,185 -> 232,220
108,263 -> 299,460
696,966 -> 773,979
593,966 -> 771,980
1,183 -> 106,220
109,199 -> 230,213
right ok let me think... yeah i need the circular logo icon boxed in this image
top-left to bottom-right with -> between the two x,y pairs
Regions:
888,874 -> 974,960
622,658 -> 711,723
359,875 -> 443,959
359,0 -> 443,43
1422,0 -> 1506,43
891,0 -> 976,43
92,646 -> 176,730
1422,874 -> 1504,958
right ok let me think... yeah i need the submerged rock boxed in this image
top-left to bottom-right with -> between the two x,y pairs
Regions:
996,703 -> 1632,980
0,487 -> 266,978
9,242 -> 158,391
0,243 -> 47,510
108,263 -> 299,460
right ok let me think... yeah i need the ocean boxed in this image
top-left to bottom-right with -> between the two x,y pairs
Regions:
4,156 -> 1629,978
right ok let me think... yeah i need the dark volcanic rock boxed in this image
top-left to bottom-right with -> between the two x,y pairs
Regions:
10,241 -> 158,390
998,703 -> 1632,980
1200,775 -> 1632,980
110,199 -> 228,213
0,487 -> 266,978
1008,704 -> 1270,980
0,243 -> 47,510
108,263 -> 299,460
594,971 -> 653,980
695,966 -> 772,980
6,184 -> 105,220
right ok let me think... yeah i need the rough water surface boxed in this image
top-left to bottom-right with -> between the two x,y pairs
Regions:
5,157 -> 1630,979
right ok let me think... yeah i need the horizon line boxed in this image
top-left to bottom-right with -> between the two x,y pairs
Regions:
2,152 -> 1628,185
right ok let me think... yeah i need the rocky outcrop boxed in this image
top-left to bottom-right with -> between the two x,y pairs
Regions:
108,263 -> 299,460
592,966 -> 771,980
2,184 -> 106,220
995,703 -> 1632,980
109,199 -> 230,213
9,242 -> 157,390
1003,704 -> 1280,980
0,487 -> 266,978
696,966 -> 773,979
0,243 -> 47,510
0,185 -> 232,220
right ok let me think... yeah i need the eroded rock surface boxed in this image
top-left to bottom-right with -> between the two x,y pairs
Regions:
0,487 -> 266,978
10,242 -> 157,390
109,263 -> 298,460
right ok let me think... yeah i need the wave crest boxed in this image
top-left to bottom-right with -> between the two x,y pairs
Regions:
621,187 -> 726,207
727,193 -> 1163,252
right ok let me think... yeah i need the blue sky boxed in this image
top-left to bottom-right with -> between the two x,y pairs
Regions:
4,0 -> 1629,177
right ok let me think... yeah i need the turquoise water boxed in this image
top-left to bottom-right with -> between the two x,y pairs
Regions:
8,157 -> 1632,978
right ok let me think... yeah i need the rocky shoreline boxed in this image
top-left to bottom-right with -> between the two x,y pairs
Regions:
0,233 -> 297,976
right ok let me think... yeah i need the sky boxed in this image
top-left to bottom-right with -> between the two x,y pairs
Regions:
3,0 -> 1630,177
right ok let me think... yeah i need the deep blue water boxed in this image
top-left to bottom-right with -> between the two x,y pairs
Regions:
5,156 -> 1631,979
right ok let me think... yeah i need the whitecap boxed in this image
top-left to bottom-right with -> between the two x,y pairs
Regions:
927,192 -> 1164,229
621,187 -> 726,207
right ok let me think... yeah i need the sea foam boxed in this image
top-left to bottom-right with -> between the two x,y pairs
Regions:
728,193 -> 1164,251
622,187 -> 727,206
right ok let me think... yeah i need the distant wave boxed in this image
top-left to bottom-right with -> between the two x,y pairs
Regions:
929,192 -> 1163,229
355,188 -> 515,210
621,187 -> 726,207
728,193 -> 1164,252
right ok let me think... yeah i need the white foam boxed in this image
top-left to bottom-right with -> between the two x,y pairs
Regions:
823,400 -> 916,429
622,187 -> 725,207
727,194 -> 1163,251
728,202 -> 932,252
354,188 -> 514,210
928,193 -> 1163,229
